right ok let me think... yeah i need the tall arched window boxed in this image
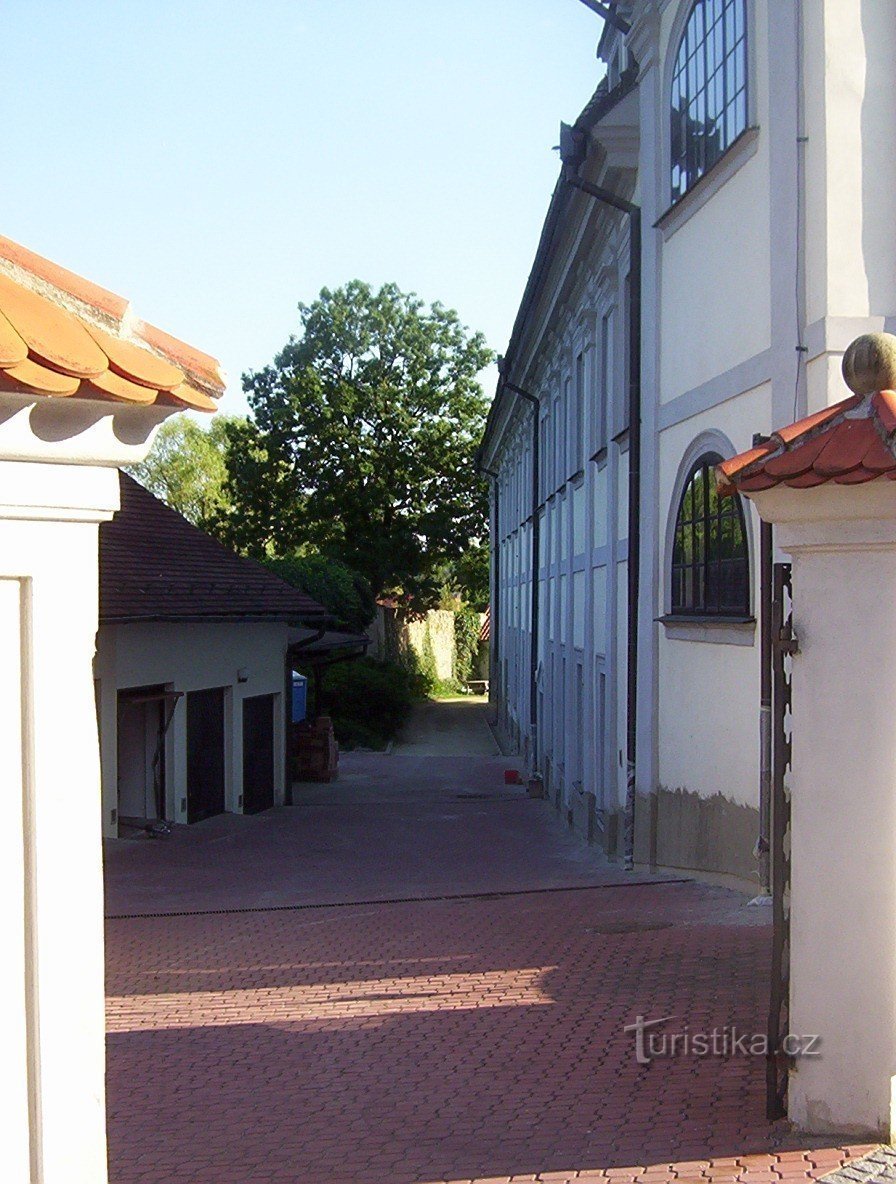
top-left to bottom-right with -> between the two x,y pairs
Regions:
670,0 -> 747,202
671,453 -> 749,616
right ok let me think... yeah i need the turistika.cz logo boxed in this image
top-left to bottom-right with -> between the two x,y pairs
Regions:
623,1015 -> 822,1065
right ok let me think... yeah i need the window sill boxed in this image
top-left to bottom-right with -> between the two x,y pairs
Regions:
657,613 -> 756,646
612,427 -> 630,452
655,126 -> 760,242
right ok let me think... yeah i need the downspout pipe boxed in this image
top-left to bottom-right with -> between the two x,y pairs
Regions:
496,365 -> 541,772
758,490 -> 774,894
560,127 -> 641,871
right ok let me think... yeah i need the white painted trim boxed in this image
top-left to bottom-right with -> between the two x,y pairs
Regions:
657,347 -> 772,430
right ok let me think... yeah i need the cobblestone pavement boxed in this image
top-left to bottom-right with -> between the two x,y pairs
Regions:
105,728 -> 877,1183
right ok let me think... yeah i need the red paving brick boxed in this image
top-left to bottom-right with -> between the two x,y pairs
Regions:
105,882 -> 876,1183
104,742 -> 877,1183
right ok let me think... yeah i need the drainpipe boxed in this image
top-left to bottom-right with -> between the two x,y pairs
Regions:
560,124 -> 641,870
496,365 -> 541,772
757,471 -> 774,894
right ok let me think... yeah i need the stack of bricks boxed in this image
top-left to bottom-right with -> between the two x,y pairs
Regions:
292,715 -> 338,782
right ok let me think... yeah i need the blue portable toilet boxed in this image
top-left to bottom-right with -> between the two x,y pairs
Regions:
291,673 -> 308,723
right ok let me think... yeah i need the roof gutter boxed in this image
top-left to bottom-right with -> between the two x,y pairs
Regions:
559,121 -> 641,872
574,0 -> 631,35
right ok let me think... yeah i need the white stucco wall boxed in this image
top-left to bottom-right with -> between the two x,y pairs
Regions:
95,620 -> 288,837
0,388 -> 174,1184
750,481 -> 896,1138
656,384 -> 770,808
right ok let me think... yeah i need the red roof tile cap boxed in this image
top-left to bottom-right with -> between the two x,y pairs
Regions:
842,333 -> 896,396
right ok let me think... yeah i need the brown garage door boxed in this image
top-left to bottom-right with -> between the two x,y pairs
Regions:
242,694 -> 275,814
186,688 -> 226,823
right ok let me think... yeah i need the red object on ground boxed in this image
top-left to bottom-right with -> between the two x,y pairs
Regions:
504,769 -> 520,785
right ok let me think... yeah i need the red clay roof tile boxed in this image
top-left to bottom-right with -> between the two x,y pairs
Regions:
0,235 -> 129,319
763,432 -> 829,479
872,389 -> 896,435
718,391 -> 896,496
85,370 -> 159,405
0,357 -> 81,396
0,235 -> 224,411
716,442 -> 776,484
0,307 -> 28,366
773,397 -> 861,444
813,417 -> 877,477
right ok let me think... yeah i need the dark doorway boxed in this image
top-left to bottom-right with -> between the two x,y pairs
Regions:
117,689 -> 165,823
186,687 -> 226,823
242,694 -> 276,814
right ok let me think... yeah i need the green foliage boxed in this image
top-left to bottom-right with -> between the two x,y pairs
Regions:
127,414 -> 240,528
316,657 -> 417,749
453,542 -> 490,611
208,417 -> 302,557
228,280 -> 492,606
263,553 -> 374,632
395,640 -> 435,699
454,604 -> 481,684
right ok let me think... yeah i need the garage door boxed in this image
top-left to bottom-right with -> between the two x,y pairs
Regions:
186,688 -> 226,823
242,694 -> 275,814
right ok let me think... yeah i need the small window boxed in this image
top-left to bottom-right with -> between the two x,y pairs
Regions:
670,0 -> 747,202
671,453 -> 749,616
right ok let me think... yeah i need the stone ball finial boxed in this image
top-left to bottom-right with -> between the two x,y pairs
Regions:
842,332 -> 896,395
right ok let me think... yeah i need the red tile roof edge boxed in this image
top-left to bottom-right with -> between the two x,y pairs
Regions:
0,235 -> 128,320
717,391 -> 896,495
0,234 -> 225,406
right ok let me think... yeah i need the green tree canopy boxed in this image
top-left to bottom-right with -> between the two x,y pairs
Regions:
263,552 -> 375,633
452,542 -> 490,611
127,414 -> 239,529
217,281 -> 492,607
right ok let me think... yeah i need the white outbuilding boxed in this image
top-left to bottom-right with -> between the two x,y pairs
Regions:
95,472 -> 327,837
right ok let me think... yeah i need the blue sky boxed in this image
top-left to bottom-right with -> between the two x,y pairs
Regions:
2,1 -> 605,414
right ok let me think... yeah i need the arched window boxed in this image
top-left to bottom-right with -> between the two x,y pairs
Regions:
671,453 -> 749,616
670,0 -> 747,202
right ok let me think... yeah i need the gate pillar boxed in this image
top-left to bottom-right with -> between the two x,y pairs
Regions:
749,481 -> 896,1140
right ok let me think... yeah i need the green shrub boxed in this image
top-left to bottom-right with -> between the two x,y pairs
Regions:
317,657 -> 417,748
396,639 -> 435,699
454,605 -> 481,684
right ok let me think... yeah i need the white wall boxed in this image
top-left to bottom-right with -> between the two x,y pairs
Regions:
95,620 -> 288,836
0,443 -> 138,1184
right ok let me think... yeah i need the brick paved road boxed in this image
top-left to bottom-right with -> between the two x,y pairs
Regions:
105,709 -> 876,1183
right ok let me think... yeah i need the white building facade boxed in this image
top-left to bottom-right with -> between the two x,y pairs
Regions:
480,0 -> 896,880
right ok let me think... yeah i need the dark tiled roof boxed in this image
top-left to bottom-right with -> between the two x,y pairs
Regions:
99,473 -> 327,625
717,391 -> 896,495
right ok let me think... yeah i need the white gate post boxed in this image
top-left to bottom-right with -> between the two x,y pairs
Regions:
750,481 -> 896,1139
0,400 -> 168,1183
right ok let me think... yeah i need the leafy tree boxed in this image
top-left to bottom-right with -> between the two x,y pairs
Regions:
452,542 -> 490,611
127,414 -> 239,528
222,281 -> 492,606
263,552 -> 375,633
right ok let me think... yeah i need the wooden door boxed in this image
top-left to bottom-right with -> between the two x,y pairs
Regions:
242,694 -> 275,814
186,688 -> 226,823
